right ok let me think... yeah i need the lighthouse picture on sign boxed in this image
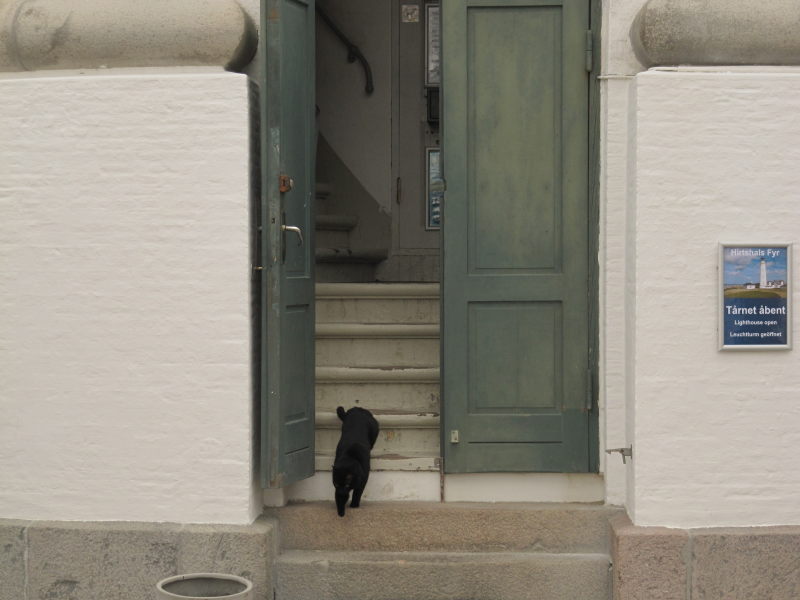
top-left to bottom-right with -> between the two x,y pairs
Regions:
720,244 -> 791,350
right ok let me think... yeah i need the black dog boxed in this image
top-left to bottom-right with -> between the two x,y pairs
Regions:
332,406 -> 379,517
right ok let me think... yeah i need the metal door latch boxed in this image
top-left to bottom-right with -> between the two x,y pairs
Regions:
606,446 -> 632,464
279,174 -> 294,193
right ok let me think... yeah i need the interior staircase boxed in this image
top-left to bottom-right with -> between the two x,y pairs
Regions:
315,182 -> 389,283
269,502 -> 620,600
315,282 -> 441,473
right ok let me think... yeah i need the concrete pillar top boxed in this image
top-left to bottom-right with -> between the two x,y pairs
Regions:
0,0 -> 257,73
632,0 -> 800,68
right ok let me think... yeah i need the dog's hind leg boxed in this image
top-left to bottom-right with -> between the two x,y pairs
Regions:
350,472 -> 367,508
335,489 -> 349,517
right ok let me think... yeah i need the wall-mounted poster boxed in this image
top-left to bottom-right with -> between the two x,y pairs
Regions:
425,4 -> 441,86
426,147 -> 442,229
720,244 -> 792,350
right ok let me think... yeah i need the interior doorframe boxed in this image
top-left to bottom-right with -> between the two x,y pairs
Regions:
390,0 -> 442,258
587,0 -> 601,473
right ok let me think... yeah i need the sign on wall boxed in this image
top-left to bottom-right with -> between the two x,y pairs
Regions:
426,147 -> 442,229
720,244 -> 792,350
425,3 -> 441,86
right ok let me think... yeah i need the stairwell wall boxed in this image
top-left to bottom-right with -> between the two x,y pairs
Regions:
315,0 -> 393,211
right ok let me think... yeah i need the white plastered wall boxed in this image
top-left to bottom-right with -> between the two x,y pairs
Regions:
629,67 -> 800,528
598,0 -> 648,507
0,68 -> 257,524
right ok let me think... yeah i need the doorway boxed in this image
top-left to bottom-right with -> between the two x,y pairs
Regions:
260,0 -> 599,488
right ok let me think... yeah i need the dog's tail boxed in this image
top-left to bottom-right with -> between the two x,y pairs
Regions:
336,406 -> 347,421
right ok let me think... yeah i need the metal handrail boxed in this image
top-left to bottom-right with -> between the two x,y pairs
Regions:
316,5 -> 374,95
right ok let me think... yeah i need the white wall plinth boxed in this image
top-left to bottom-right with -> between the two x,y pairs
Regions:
630,67 -> 800,528
0,68 -> 255,524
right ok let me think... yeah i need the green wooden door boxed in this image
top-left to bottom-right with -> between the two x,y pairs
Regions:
260,0 -> 316,487
441,0 -> 593,473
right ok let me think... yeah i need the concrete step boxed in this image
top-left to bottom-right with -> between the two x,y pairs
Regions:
316,263 -> 377,283
315,214 -> 357,248
271,502 -> 619,554
316,367 -> 439,413
316,381 -> 439,413
316,283 -> 440,324
316,420 -> 439,457
316,182 -> 333,200
315,366 -> 439,382
317,323 -> 440,338
316,247 -> 388,264
316,214 -> 359,231
376,253 -> 441,282
316,335 -> 439,368
316,410 -> 439,429
315,409 -> 440,464
315,452 -> 439,471
315,229 -> 349,249
276,550 -> 610,600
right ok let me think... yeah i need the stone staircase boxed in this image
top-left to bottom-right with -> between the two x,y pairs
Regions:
270,502 -> 619,600
280,284 -> 616,600
315,183 -> 389,282
315,283 -> 441,473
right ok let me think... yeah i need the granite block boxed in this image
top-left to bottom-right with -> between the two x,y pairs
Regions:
0,520 -> 28,600
691,526 -> 800,600
25,519 -> 275,600
610,513 -> 689,600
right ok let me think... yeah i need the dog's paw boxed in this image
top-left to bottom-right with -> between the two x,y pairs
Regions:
350,500 -> 360,508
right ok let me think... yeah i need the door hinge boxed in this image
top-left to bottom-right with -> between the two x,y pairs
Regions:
585,30 -> 594,72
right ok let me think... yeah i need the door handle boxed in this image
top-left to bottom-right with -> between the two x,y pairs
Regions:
281,224 -> 304,246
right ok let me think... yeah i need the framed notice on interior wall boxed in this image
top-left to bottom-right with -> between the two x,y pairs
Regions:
425,3 -> 441,86
719,244 -> 792,350
426,147 -> 442,229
